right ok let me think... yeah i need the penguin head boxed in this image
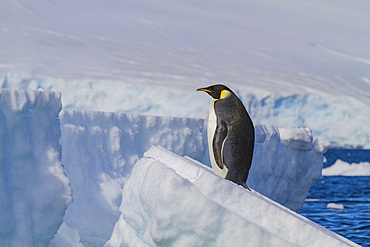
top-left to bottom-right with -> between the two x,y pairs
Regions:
196,84 -> 234,99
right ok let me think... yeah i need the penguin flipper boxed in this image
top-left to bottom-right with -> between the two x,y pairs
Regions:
213,118 -> 228,170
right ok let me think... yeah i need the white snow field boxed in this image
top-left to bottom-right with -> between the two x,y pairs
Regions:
1,89 -> 359,247
322,160 -> 370,176
0,89 -> 72,246
1,0 -> 370,148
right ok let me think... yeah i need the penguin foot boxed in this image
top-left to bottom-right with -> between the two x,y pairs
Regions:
242,184 -> 251,191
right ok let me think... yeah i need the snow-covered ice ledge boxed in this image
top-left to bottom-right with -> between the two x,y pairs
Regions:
106,146 -> 356,246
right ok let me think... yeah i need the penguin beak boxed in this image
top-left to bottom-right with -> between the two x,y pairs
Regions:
196,88 -> 211,93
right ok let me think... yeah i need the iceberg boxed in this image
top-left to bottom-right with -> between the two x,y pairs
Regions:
0,89 -> 72,246
322,160 -> 370,176
57,102 -> 330,245
1,89 -> 357,246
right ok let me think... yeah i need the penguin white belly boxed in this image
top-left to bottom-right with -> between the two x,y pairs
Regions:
207,101 -> 228,178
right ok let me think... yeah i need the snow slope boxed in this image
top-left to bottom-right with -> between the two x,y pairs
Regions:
1,0 -> 370,147
106,146 -> 356,247
0,89 -> 72,246
322,160 -> 370,176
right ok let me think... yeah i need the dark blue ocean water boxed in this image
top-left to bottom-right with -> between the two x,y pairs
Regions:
299,149 -> 370,246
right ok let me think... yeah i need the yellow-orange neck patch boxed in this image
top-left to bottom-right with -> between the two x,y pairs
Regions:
220,90 -> 231,99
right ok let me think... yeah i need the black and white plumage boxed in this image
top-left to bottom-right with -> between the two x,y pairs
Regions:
197,84 -> 255,190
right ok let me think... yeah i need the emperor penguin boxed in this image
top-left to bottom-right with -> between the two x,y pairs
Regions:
197,84 -> 254,190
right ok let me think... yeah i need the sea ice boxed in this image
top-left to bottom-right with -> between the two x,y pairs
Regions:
322,160 -> 370,176
327,203 -> 345,210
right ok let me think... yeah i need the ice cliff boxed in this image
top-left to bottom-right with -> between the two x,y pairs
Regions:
0,89 -> 72,246
1,89 -> 356,247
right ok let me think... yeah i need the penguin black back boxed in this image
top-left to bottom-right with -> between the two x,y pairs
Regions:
197,84 -> 255,189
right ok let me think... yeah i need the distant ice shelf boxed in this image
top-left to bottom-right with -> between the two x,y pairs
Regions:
1,74 -> 369,148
